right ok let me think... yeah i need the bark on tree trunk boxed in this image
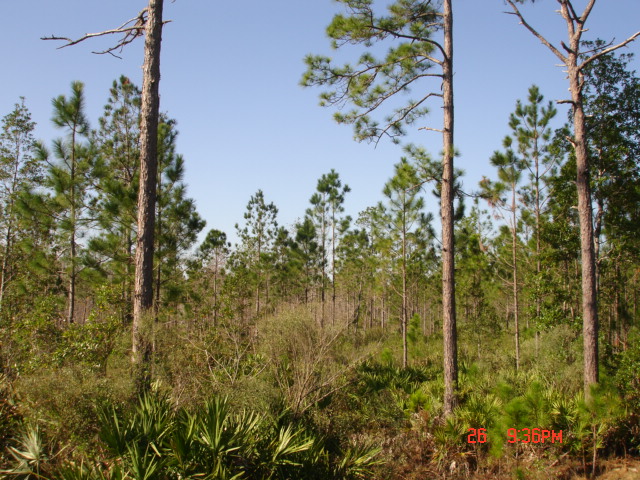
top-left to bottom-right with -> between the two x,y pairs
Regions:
568,60 -> 599,396
133,0 -> 163,391
441,0 -> 458,416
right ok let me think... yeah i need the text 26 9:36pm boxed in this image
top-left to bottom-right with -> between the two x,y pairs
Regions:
467,428 -> 563,444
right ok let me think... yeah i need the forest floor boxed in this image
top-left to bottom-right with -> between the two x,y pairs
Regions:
462,457 -> 640,479
590,459 -> 640,479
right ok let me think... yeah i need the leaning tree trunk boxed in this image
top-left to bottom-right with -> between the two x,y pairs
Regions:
441,0 -> 458,416
132,0 -> 163,391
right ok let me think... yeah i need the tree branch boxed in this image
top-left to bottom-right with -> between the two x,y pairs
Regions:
419,126 -> 444,133
579,32 -> 640,70
41,8 -> 171,59
578,0 -> 597,25
505,1 -> 567,64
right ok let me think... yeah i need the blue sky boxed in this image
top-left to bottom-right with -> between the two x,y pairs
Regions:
2,1 -> 639,245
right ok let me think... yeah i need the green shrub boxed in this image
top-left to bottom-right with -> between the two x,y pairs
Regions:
614,328 -> 640,411
91,390 -> 380,480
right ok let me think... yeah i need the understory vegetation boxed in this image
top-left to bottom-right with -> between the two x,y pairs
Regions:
1,304 -> 640,479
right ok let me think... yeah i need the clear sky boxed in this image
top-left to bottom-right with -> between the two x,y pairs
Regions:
2,1 -> 639,245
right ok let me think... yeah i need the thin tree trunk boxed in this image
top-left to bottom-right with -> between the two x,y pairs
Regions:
154,181 -> 162,321
213,258 -> 219,327
321,205 -> 326,327
512,182 -> 520,371
68,127 -> 77,324
534,142 -> 542,355
402,219 -> 408,369
133,0 -> 163,391
332,207 -> 337,326
441,0 -> 458,416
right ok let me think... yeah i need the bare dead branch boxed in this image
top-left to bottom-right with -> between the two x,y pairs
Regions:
580,31 -> 640,70
505,0 -> 567,64
41,8 -> 171,59
578,0 -> 597,25
564,0 -> 580,24
558,2 -> 576,40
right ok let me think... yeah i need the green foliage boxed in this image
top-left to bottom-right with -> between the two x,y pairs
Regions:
1,425 -> 52,479
302,0 -> 442,144
154,118 -> 206,312
0,376 -> 21,454
53,287 -> 122,372
614,328 -> 640,410
8,295 -> 64,373
91,391 -> 380,480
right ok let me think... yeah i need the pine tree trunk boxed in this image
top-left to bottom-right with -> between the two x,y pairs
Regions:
332,208 -> 336,327
512,182 -> 520,371
568,58 -> 599,397
154,182 -> 162,321
321,208 -> 326,327
68,127 -> 77,324
534,147 -> 541,355
402,220 -> 408,369
213,259 -> 219,327
133,0 -> 163,391
441,0 -> 458,416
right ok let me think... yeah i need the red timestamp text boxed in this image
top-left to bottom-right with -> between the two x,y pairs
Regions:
507,428 -> 562,444
466,428 -> 563,444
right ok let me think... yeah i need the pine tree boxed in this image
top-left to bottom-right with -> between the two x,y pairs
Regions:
293,217 -> 320,306
90,76 -> 141,321
151,118 -> 205,316
307,182 -> 330,327
302,0 -> 459,413
481,86 -> 557,369
510,86 -> 557,347
236,190 -> 278,318
197,229 -> 229,326
336,227 -> 375,331
505,0 -> 640,399
576,44 -> 640,349
581,44 -> 640,289
316,170 -> 350,326
0,99 -> 39,316
48,81 -> 91,324
41,0 -> 166,389
378,158 -> 427,368
481,138 -> 526,370
133,0 -> 164,392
